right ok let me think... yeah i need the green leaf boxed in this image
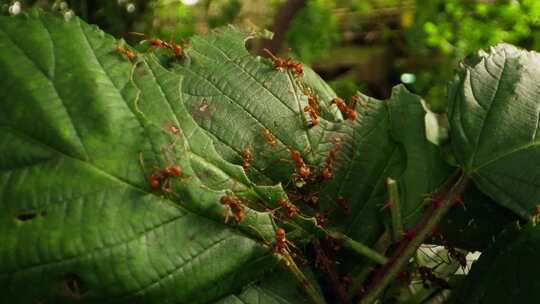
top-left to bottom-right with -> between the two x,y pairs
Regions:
171,25 -> 392,244
214,270 -> 310,304
331,86 -> 450,242
448,43 -> 540,219
450,222 -> 540,303
387,86 -> 453,226
0,11 -> 280,303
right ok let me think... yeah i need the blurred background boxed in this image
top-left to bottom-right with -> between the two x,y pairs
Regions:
3,0 -> 540,111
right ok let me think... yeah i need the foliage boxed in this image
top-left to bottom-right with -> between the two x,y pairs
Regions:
284,0 -> 341,64
407,0 -> 540,111
1,9 -> 540,304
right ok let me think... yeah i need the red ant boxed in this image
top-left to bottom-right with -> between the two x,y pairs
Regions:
148,165 -> 182,194
262,128 -> 278,146
276,198 -> 299,219
115,46 -> 137,62
418,266 -> 451,289
303,105 -> 319,127
241,148 -> 252,170
533,204 -> 540,225
132,32 -> 184,58
305,89 -> 320,114
148,38 -> 183,57
220,195 -> 246,224
330,97 -> 358,121
429,194 -> 445,209
290,150 -> 311,180
403,229 -> 417,242
321,167 -> 333,180
315,212 -> 327,227
335,196 -> 351,216
262,48 -> 303,77
273,228 -> 294,254
441,238 -> 467,268
454,195 -> 465,205
320,144 -> 340,181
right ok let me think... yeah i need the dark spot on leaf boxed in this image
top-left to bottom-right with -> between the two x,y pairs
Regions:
16,211 -> 46,222
58,273 -> 88,300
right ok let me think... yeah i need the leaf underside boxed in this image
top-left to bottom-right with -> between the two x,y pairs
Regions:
449,43 -> 540,219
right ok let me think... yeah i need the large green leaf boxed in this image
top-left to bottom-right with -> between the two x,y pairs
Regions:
448,43 -> 540,219
450,222 -> 540,303
0,11 -> 282,304
0,9 -> 458,303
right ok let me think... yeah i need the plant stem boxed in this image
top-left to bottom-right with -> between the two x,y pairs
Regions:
327,230 -> 388,265
386,178 -> 404,241
280,251 -> 327,304
358,171 -> 468,304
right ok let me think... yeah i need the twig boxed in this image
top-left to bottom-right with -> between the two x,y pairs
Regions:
327,230 -> 388,265
386,178 -> 404,241
279,251 -> 327,304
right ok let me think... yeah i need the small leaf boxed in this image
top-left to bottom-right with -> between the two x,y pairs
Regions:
387,85 -> 453,225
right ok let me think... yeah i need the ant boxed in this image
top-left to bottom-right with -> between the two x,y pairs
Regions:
418,266 -> 451,289
220,195 -> 246,224
305,88 -> 320,114
148,38 -> 183,57
335,196 -> 351,216
290,150 -> 311,180
330,97 -> 357,121
315,212 -> 327,227
321,167 -> 333,180
429,193 -> 445,209
276,198 -> 299,219
262,128 -> 278,147
115,45 -> 137,62
241,148 -> 252,170
148,165 -> 182,195
273,228 -> 294,254
441,238 -> 467,268
320,144 -> 340,181
303,105 -> 319,127
132,32 -> 184,58
262,48 -> 303,77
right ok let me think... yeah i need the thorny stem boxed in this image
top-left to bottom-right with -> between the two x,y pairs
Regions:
313,240 -> 350,304
279,251 -> 327,304
358,170 -> 468,304
327,230 -> 388,265
386,178 -> 404,242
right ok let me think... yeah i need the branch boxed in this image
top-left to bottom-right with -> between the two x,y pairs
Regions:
358,170 -> 468,304
260,0 -> 307,54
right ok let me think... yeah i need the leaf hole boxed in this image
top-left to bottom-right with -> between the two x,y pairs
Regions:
16,210 -> 46,222
58,273 -> 88,300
